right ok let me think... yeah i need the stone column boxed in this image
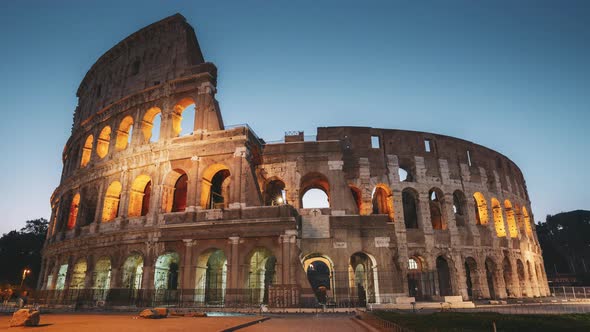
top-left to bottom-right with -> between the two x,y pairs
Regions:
228,236 -> 240,289
229,148 -> 246,209
181,239 -> 196,301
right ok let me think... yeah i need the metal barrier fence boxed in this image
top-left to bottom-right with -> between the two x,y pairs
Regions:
550,286 -> 590,300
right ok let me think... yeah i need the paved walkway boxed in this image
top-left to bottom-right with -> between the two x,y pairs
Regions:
1,313 -> 264,331
241,314 -> 369,332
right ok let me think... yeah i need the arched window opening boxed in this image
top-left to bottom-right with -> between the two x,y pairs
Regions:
128,175 -> 152,217
122,254 -> 143,291
96,126 -> 111,159
102,181 -> 122,222
67,193 -> 80,230
264,179 -> 286,206
402,188 -> 419,229
504,200 -> 518,238
195,249 -> 227,305
142,107 -> 162,143
349,186 -> 362,214
473,192 -> 489,225
429,188 -> 446,230
491,198 -> 506,237
80,135 -> 93,167
116,116 -> 134,150
154,253 -> 180,301
200,165 -> 231,209
70,259 -> 87,289
372,185 -> 394,221
453,190 -> 467,227
523,207 -> 533,236
173,98 -> 196,137
436,256 -> 452,296
172,174 -> 188,212
300,172 -> 330,209
247,248 -> 276,304
486,258 -> 497,299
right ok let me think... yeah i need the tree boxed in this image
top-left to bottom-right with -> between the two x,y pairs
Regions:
537,210 -> 590,284
0,218 -> 48,288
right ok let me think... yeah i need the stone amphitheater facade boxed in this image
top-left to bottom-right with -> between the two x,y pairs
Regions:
40,14 -> 549,307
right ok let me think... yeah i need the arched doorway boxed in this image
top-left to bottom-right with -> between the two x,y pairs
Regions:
122,254 -> 144,291
195,249 -> 227,304
436,256 -> 452,296
92,256 -> 111,300
154,252 -> 180,302
485,258 -> 497,299
201,164 -> 231,209
503,257 -> 514,297
70,259 -> 87,289
464,257 -> 479,299
247,248 -> 277,304
263,179 -> 286,206
402,188 -> 419,229
303,254 -> 334,304
517,260 -> 527,297
349,252 -> 379,305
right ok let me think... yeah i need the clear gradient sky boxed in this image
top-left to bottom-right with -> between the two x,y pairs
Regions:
0,1 -> 588,234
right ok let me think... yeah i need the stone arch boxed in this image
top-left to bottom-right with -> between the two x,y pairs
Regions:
115,115 -> 134,150
80,135 -> 93,167
121,253 -> 144,290
162,169 -> 189,213
464,257 -> 482,299
406,255 -> 433,300
102,181 -> 122,222
429,188 -> 446,230
473,192 -> 489,225
92,256 -> 112,290
263,177 -> 286,206
172,97 -> 196,137
504,200 -> 518,238
70,258 -> 87,289
142,106 -> 162,142
491,198 -> 507,237
67,193 -> 80,230
128,174 -> 152,217
502,256 -> 515,297
349,251 -> 380,305
349,185 -> 362,214
195,248 -> 227,304
96,125 -> 112,159
436,256 -> 452,296
154,252 -> 180,300
452,190 -> 467,227
372,184 -> 394,221
200,164 -> 231,209
300,172 -> 330,208
402,187 -> 420,229
302,253 -> 335,304
485,257 -> 499,299
246,247 -> 277,304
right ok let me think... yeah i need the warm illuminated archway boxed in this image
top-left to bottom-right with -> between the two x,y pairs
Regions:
522,207 -> 533,236
128,175 -> 152,217
70,258 -> 87,289
200,164 -> 231,209
302,253 -> 335,304
263,178 -> 286,206
115,116 -> 134,150
102,181 -> 122,222
504,200 -> 518,238
372,184 -> 394,221
349,185 -> 362,214
142,107 -> 162,142
80,135 -> 93,167
172,97 -> 196,137
96,126 -> 111,158
473,192 -> 489,225
162,169 -> 189,213
67,193 -> 80,230
491,198 -> 506,237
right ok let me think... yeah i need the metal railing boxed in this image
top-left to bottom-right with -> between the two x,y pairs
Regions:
357,311 -> 414,332
550,286 -> 590,300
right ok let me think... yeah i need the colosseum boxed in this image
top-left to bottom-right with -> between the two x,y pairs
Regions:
40,14 -> 549,308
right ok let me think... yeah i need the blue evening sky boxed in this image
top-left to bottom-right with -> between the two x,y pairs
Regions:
0,1 -> 588,234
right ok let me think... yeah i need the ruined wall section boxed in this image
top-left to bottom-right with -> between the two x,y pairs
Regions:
74,14 -> 205,129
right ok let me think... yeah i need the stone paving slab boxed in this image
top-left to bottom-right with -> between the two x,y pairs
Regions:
1,313 -> 263,331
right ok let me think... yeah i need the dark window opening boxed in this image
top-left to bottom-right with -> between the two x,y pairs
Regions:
172,174 -> 188,212
131,60 -> 141,76
141,181 -> 152,216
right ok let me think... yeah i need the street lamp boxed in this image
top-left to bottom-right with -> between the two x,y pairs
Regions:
20,269 -> 30,288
